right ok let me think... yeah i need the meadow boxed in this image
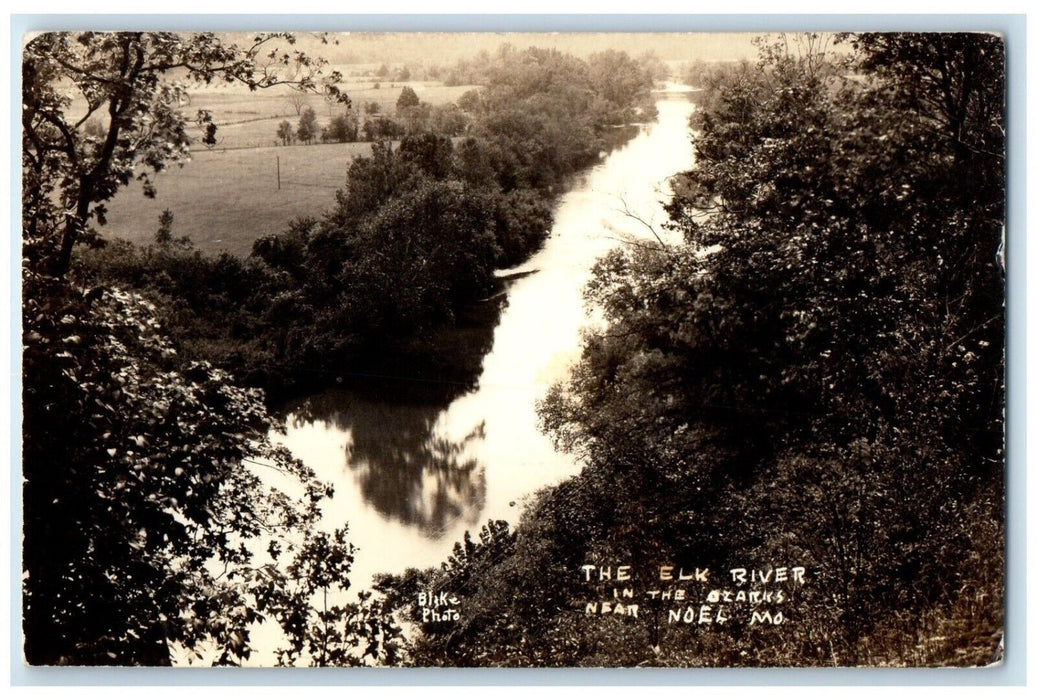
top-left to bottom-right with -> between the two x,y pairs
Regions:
100,80 -> 477,256
181,80 -> 478,150
103,140 -> 377,256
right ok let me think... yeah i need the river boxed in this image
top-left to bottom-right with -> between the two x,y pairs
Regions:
277,86 -> 697,592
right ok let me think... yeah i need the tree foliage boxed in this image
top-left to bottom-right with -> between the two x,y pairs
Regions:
296,106 -> 320,144
23,262 -> 404,668
276,119 -> 295,145
587,49 -> 659,123
78,46 -> 654,400
396,85 -> 421,112
325,112 -> 359,143
22,271 -> 327,664
22,31 -> 347,278
383,32 -> 1005,667
261,528 -> 403,666
20,32 -> 407,667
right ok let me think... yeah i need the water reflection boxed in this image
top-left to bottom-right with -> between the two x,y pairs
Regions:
281,93 -> 697,583
289,391 -> 487,538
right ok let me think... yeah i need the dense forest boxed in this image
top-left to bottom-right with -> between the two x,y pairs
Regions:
374,33 -> 1006,667
21,31 -> 1004,668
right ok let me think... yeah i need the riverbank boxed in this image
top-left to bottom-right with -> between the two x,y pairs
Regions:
277,93 -> 698,611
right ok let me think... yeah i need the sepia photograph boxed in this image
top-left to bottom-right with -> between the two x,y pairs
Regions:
18,26 -> 1007,670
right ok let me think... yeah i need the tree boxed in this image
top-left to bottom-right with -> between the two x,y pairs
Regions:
492,189 -> 554,267
388,32 -> 1005,667
453,137 -> 496,189
285,89 -> 307,116
636,50 -> 669,82
330,141 -> 407,225
276,119 -> 294,146
587,49 -> 654,122
430,104 -> 470,137
22,271 -> 406,666
456,89 -> 482,113
396,85 -> 420,113
326,113 -> 359,143
396,132 -> 455,180
22,273 -> 332,664
20,31 -> 405,667
296,106 -> 320,144
398,103 -> 432,135
21,31 -> 347,278
361,116 -> 405,142
152,209 -> 191,251
345,178 -> 500,328
154,209 -> 175,247
375,520 -> 518,665
262,528 -> 402,666
546,31 -> 1005,661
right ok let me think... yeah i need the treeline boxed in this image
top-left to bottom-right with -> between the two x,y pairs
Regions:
376,33 -> 1005,667
276,87 -> 473,147
442,45 -> 662,125
76,45 -> 657,402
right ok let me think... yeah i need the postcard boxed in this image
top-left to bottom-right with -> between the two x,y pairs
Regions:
19,28 -> 1006,669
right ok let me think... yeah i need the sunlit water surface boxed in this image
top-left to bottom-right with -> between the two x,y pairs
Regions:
176,88 -> 697,668
279,92 -> 697,589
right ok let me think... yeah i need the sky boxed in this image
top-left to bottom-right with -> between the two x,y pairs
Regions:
226,31 -> 770,67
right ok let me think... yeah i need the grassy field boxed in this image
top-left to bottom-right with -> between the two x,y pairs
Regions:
99,80 -> 478,257
182,80 -> 479,150
103,140 -> 376,257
